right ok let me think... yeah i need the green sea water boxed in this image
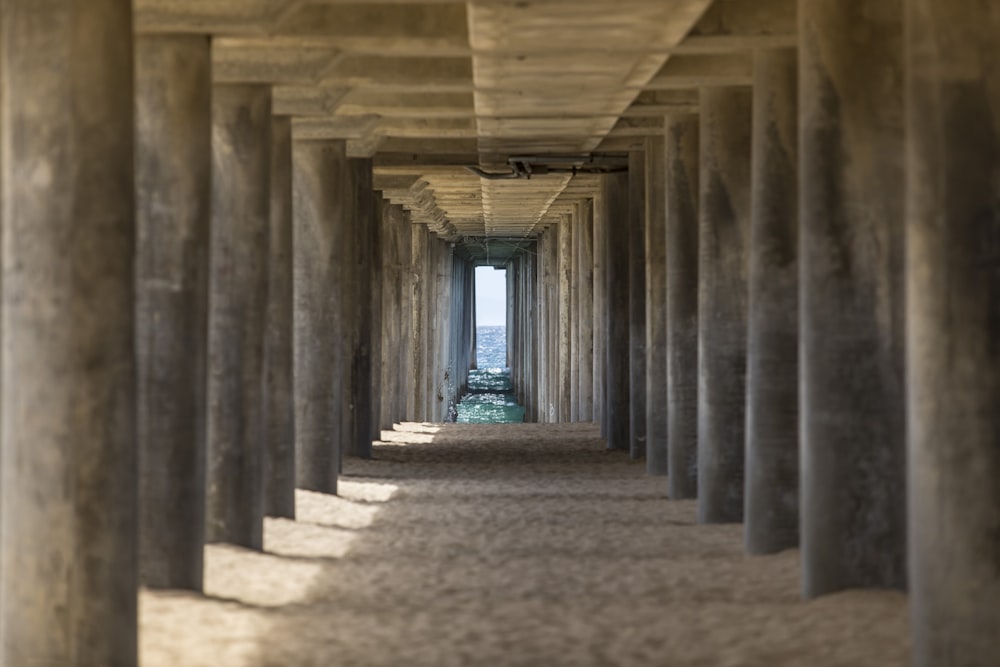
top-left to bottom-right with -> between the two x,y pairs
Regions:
456,327 -> 526,424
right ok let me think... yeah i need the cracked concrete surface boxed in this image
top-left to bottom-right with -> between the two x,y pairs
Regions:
141,423 -> 909,666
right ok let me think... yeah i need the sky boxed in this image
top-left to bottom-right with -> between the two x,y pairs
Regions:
475,266 -> 507,327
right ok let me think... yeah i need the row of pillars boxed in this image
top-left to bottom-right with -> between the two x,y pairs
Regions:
0,13 -> 467,665
510,3 -> 997,666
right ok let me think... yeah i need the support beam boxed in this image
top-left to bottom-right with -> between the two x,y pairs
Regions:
558,215 -> 573,422
906,2 -> 1000,664
411,224 -> 429,421
799,0 -> 906,596
697,86 -> 751,524
645,136 -> 669,475
603,173 -> 631,450
577,200 -> 596,422
265,115 -> 296,518
370,191 -> 384,437
745,47 -> 799,554
666,113 -> 701,499
135,34 -> 210,589
293,139 -> 346,494
1,1 -> 138,662
206,84 -> 271,549
570,209 -> 581,422
629,150 -> 648,459
593,192 -> 608,435
349,158 -> 375,456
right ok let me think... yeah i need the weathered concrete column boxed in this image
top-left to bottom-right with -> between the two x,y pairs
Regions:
629,150 -> 648,459
665,114 -> 700,499
382,202 -> 412,428
799,0 -> 906,596
645,136 -> 669,475
558,215 -> 573,421
603,173 -> 631,449
370,189 -> 384,437
537,231 -> 551,420
745,48 -> 799,554
399,208 -> 415,423
411,224 -> 429,421
292,140 -> 346,494
906,3 -> 1000,664
593,193 -> 608,433
135,35 -> 210,590
697,87 -> 751,524
577,200 -> 596,421
265,115 -> 296,518
569,209 -> 581,421
207,84 -> 271,549
349,159 -> 375,454
1,1 -> 138,663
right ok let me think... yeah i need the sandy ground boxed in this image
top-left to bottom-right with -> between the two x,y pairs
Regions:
141,422 -> 910,666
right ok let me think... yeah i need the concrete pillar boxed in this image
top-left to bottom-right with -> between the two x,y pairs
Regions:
206,84 -> 271,549
380,200 -> 395,429
570,209 -> 581,421
349,159 -> 375,454
697,86 -> 751,524
603,173 -> 631,450
558,216 -> 573,421
370,190 -> 384,437
382,202 -> 410,428
593,193 -> 608,433
629,150 -> 648,459
411,224 -> 428,421
645,136 -> 669,475
906,3 -> 1000,664
399,208 -> 415,423
577,200 -> 595,421
665,114 -> 700,499
135,35 -> 210,590
799,0 -> 906,596
292,140 -> 345,494
537,232 -> 551,420
265,115 -> 296,519
745,48 -> 799,554
1,1 -> 138,662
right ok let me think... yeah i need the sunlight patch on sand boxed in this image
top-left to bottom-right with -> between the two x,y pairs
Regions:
203,544 -> 323,607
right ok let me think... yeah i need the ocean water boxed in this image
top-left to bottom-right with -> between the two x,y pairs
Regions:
457,326 -> 526,423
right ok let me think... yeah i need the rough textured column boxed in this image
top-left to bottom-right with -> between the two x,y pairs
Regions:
666,114 -> 700,499
1,1 -> 138,663
698,87 -> 751,524
536,232 -> 551,420
799,0 -> 906,596
745,48 -> 799,554
592,194 -> 608,433
558,216 -> 573,421
206,84 -> 271,549
411,224 -> 428,421
577,200 -> 595,421
604,173 -> 631,450
349,159 -> 375,455
370,190 -> 384,437
645,136 -> 669,475
906,3 -> 1000,664
265,115 -> 295,518
569,211 -> 581,421
135,35 -> 210,590
629,150 -> 648,458
292,140 -> 345,494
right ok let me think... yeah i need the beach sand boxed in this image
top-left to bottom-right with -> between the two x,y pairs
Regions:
141,422 -> 910,666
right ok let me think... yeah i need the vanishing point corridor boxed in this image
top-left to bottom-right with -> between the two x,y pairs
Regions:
0,0 -> 997,665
